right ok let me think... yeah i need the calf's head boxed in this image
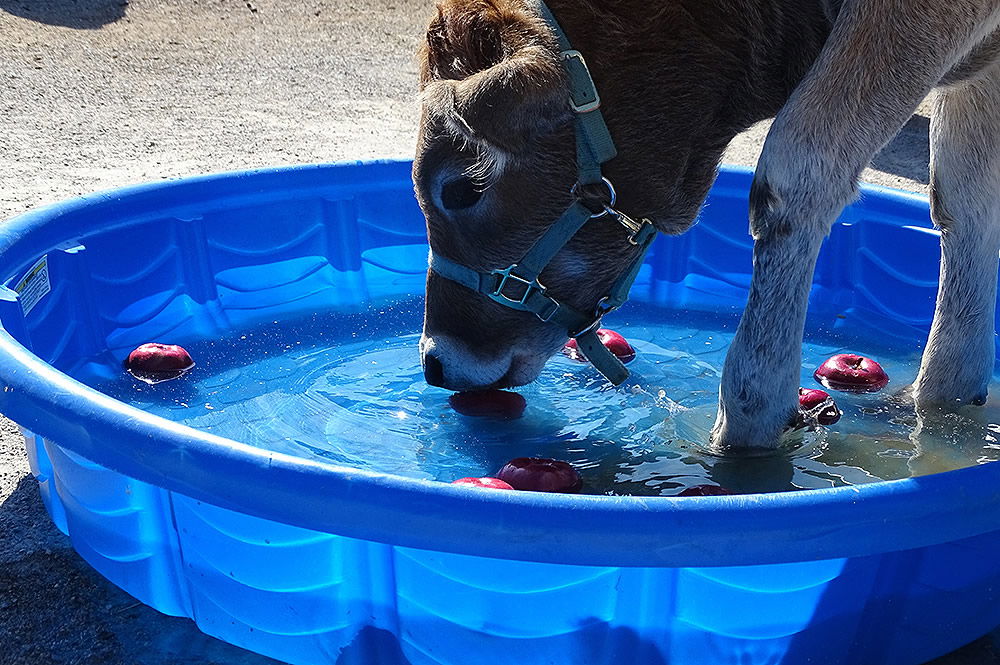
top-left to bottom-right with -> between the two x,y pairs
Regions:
414,0 -> 749,390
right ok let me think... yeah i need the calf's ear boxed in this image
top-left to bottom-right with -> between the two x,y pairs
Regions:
420,0 -> 571,155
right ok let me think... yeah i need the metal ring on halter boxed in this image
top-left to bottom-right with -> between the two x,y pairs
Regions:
571,177 -> 617,219
594,295 -> 613,316
567,297 -> 614,338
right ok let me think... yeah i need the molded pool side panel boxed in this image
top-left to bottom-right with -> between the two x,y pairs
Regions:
171,494 -> 390,665
879,531 -> 1000,665
9,181 -> 429,373
16,245 -> 106,370
41,439 -> 193,617
21,428 -> 68,535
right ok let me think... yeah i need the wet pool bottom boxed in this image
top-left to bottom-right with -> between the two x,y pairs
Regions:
79,298 -> 1000,496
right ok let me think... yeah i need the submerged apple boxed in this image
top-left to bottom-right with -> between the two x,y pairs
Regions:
449,390 -> 526,420
562,328 -> 636,364
677,484 -> 734,497
814,354 -> 889,392
451,477 -> 514,490
126,343 -> 195,384
496,457 -> 583,493
798,387 -> 842,426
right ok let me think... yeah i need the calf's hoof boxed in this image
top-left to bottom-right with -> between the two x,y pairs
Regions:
710,405 -> 798,451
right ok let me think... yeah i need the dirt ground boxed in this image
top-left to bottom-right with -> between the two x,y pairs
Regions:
1,1 -> 997,664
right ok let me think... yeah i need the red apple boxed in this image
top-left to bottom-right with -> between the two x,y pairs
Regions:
496,457 -> 582,493
814,354 -> 889,392
451,477 -> 514,490
677,484 -> 734,497
562,328 -> 636,364
126,343 -> 195,384
798,387 -> 842,426
449,390 -> 526,420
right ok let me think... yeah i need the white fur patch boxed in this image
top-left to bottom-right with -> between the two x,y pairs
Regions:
420,332 -> 546,390
421,82 -> 512,190
420,333 -> 511,389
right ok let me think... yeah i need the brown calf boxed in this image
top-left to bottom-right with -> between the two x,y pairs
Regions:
413,0 -> 1000,449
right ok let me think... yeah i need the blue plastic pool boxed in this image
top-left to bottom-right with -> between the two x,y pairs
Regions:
3,161 -> 1000,665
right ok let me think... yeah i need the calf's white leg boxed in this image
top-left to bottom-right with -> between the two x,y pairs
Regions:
912,64 -> 1000,407
710,221 -> 827,449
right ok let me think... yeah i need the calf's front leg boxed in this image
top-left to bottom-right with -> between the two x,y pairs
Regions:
709,181 -> 830,449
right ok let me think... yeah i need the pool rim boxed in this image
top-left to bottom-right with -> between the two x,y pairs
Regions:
4,159 -> 999,569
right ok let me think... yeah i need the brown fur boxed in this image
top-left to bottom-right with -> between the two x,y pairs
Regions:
418,0 -> 836,230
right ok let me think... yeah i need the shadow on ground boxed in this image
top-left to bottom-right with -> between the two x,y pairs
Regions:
0,0 -> 127,28
0,476 -> 281,665
872,113 -> 931,185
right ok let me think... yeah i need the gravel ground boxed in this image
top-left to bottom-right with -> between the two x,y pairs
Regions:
1,1 -> 996,664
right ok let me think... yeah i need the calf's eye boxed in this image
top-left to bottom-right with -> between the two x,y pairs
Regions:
439,176 -> 483,211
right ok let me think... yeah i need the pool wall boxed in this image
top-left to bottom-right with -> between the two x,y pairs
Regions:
22,431 -> 1000,665
5,161 -> 1000,665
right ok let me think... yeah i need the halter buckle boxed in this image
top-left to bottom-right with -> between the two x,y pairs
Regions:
490,265 -> 539,305
488,265 -> 562,322
561,50 -> 601,113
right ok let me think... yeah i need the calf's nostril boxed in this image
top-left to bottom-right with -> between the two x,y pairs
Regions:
439,176 -> 482,211
423,354 -> 446,387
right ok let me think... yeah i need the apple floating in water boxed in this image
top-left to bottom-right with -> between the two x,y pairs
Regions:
798,387 -> 842,426
448,390 -> 526,420
677,484 -> 734,497
814,353 -> 889,392
496,457 -> 583,493
125,343 -> 195,384
562,328 -> 636,364
451,477 -> 514,490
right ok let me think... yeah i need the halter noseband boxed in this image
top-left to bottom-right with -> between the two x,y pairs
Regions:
427,0 -> 659,385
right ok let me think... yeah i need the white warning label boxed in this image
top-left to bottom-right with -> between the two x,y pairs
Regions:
14,256 -> 51,317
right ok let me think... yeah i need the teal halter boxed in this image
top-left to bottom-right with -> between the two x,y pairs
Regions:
428,0 -> 658,385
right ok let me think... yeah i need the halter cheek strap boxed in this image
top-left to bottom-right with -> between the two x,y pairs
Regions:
427,0 -> 659,386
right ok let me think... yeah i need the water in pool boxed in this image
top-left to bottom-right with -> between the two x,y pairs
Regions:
85,298 -> 1000,496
